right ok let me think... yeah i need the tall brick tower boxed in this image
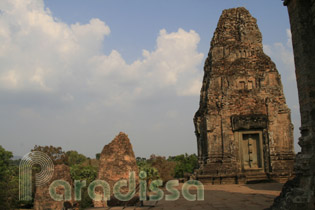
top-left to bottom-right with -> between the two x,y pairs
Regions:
194,7 -> 295,184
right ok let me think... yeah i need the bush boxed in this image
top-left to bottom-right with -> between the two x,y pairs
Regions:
32,145 -> 67,165
70,164 -> 98,209
168,153 -> 198,178
137,158 -> 159,181
137,154 -> 199,182
148,155 -> 176,183
0,145 -> 19,210
66,150 -> 87,166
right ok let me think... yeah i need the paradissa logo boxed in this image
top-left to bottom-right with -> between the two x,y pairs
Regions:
20,152 -> 204,202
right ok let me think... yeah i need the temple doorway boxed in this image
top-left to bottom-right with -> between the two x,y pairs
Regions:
239,131 -> 264,171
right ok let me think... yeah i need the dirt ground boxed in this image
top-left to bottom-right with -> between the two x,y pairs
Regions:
85,182 -> 283,210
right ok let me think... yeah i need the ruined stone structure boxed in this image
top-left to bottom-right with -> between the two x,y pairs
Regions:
94,132 -> 139,207
269,1 -> 315,209
34,164 -> 73,210
194,7 -> 295,184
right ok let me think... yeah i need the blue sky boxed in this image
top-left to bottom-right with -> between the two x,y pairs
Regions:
44,0 -> 291,63
0,0 -> 299,158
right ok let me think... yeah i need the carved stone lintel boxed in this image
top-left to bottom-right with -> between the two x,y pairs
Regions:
231,114 -> 268,131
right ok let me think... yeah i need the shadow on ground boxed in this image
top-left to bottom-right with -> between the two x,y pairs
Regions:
246,182 -> 284,191
84,183 -> 282,210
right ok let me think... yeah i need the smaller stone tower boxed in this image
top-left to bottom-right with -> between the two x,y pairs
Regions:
94,132 -> 139,207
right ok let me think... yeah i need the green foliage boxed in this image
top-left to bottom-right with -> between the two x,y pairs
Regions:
137,158 -> 159,181
95,153 -> 101,160
70,164 -> 98,184
137,155 -> 176,183
136,156 -> 146,162
32,145 -> 67,164
168,153 -> 198,178
9,158 -> 21,166
137,154 -> 198,182
0,145 -> 19,210
66,150 -> 87,166
149,155 -> 176,182
0,145 -> 13,179
70,164 -> 98,209
5,165 -> 20,209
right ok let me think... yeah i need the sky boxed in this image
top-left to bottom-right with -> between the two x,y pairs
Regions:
0,0 -> 300,158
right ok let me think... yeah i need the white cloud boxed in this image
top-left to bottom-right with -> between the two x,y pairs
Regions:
263,29 -> 301,152
0,0 -> 109,92
263,29 -> 295,81
0,70 -> 19,89
0,0 -> 204,109
286,28 -> 292,47
0,0 -> 204,158
84,28 -> 204,104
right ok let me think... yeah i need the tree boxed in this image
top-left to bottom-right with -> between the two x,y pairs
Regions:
95,153 -> 101,160
32,145 -> 67,164
0,145 -> 12,180
137,158 -> 159,181
136,156 -> 144,162
149,155 -> 176,183
70,164 -> 97,185
0,146 -> 19,210
168,153 -> 198,178
70,164 -> 98,208
65,150 -> 87,166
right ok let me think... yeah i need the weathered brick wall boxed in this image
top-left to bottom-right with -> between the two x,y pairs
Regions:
95,132 -> 139,207
34,164 -> 73,210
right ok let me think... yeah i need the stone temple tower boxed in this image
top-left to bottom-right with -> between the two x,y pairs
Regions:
194,7 -> 295,184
